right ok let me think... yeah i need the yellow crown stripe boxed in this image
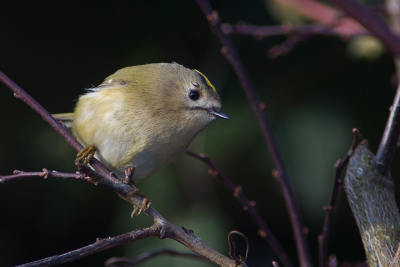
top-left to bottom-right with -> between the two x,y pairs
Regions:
193,69 -> 216,92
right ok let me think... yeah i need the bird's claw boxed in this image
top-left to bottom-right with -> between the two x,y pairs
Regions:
77,145 -> 96,165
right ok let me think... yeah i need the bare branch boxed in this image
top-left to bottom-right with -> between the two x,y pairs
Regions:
186,150 -> 293,267
221,23 -> 368,39
344,141 -> 400,266
0,71 -> 246,267
318,129 -> 363,267
105,249 -> 210,267
267,33 -> 311,59
374,81 -> 400,175
194,1 -> 312,266
373,0 -> 400,175
17,226 -> 159,267
0,168 -> 90,184
329,0 -> 400,55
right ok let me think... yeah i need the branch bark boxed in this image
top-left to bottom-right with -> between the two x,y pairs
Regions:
344,141 -> 400,267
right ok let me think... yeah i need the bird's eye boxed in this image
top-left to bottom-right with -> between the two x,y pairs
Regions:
188,90 -> 200,101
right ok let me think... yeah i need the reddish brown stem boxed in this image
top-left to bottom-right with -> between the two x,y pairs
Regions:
0,169 -> 89,184
222,23 -> 368,38
318,129 -> 363,267
17,226 -> 159,267
186,150 -> 293,267
195,1 -> 312,266
329,0 -> 400,55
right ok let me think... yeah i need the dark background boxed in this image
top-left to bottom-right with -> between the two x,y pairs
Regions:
0,0 -> 396,266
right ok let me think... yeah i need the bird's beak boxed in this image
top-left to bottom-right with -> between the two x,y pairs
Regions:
209,108 -> 230,120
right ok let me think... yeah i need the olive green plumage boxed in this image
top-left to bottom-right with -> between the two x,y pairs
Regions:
55,62 -> 228,181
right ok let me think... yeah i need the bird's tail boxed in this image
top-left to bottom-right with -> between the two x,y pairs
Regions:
52,113 -> 74,130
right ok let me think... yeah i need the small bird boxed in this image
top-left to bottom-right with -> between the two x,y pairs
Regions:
54,62 -> 229,184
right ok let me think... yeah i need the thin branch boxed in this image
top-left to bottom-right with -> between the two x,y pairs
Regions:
221,23 -> 368,39
267,33 -> 312,59
17,226 -> 159,267
0,70 -> 119,183
105,249 -> 210,267
194,1 -> 313,266
374,0 -> 400,175
318,129 -> 363,267
0,71 -> 246,267
374,81 -> 400,175
329,0 -> 400,55
0,168 -> 89,184
186,150 -> 293,267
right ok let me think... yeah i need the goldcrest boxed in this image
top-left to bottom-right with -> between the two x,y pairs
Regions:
55,63 -> 228,182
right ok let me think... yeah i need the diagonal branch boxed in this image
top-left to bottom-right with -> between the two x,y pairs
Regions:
186,150 -> 293,267
194,1 -> 312,266
374,81 -> 400,175
0,70 -> 246,267
17,226 -> 159,267
318,129 -> 363,267
221,23 -> 368,39
0,169 -> 89,184
329,0 -> 400,55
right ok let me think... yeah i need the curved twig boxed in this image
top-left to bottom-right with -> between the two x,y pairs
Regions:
186,150 -> 293,267
194,1 -> 312,266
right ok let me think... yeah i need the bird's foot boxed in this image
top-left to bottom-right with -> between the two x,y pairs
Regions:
77,145 -> 96,165
130,185 -> 152,218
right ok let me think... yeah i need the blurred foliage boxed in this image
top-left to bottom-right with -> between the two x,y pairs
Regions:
0,0 -> 397,266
